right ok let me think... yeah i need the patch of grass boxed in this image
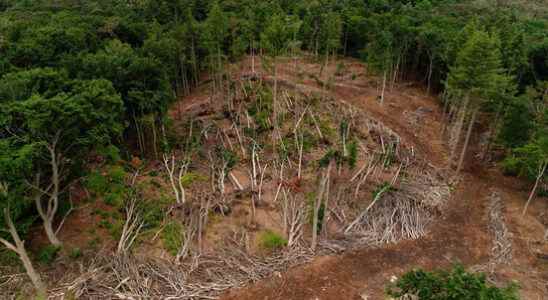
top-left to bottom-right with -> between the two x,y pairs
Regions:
386,264 -> 519,300
258,230 -> 287,250
68,248 -> 82,259
88,237 -> 100,249
180,172 -> 208,188
162,221 -> 183,256
37,245 -> 61,265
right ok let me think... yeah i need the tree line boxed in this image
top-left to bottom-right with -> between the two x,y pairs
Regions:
0,0 -> 546,296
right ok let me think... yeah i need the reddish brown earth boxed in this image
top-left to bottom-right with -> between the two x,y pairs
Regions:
219,57 -> 548,300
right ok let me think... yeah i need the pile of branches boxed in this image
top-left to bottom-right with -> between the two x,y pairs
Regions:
50,235 -> 314,299
343,166 -> 450,246
472,190 -> 512,276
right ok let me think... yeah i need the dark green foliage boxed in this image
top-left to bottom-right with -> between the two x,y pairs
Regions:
37,245 -> 61,265
162,221 -> 183,256
347,140 -> 358,168
86,165 -> 128,208
386,265 -> 519,300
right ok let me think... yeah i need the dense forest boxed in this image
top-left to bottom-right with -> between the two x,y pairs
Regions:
0,0 -> 547,298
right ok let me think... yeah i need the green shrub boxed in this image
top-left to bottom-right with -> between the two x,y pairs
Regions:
86,165 -> 128,208
347,140 -> 358,168
335,62 -> 346,76
386,265 -> 519,300
69,248 -> 82,259
85,171 -> 109,195
258,230 -> 287,250
162,221 -> 183,256
97,145 -> 121,163
180,172 -> 208,188
37,245 -> 61,265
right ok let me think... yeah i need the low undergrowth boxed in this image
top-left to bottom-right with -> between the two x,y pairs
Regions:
386,265 -> 519,300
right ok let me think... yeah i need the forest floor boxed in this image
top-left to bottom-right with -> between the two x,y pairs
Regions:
217,56 -> 548,300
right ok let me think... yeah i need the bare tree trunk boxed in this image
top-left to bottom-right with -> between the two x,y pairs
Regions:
35,139 -> 63,247
380,70 -> 387,104
251,40 -> 255,74
483,103 -> 505,160
427,54 -> 433,94
522,161 -> 547,216
0,208 -> 46,297
456,106 -> 478,174
311,162 -> 332,251
449,94 -> 470,164
272,57 -> 278,145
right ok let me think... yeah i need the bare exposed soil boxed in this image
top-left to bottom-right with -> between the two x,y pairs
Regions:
219,57 -> 548,300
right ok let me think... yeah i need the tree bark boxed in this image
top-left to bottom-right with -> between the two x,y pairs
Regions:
456,106 -> 478,174
311,162 -> 331,251
427,54 -> 433,94
1,208 -> 46,297
272,57 -> 278,145
449,94 -> 470,164
522,161 -> 547,216
380,70 -> 387,104
36,140 -> 63,247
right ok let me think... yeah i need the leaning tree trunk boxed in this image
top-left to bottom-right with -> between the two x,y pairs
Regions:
427,54 -> 433,94
449,94 -> 470,164
380,70 -> 387,104
36,143 -> 63,247
311,162 -> 332,251
272,56 -> 278,145
456,106 -> 478,175
0,208 -> 47,297
522,161 -> 547,216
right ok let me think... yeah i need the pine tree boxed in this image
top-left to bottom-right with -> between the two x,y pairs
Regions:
447,30 -> 505,174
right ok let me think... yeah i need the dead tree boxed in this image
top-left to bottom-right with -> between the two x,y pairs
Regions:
311,162 -> 332,251
163,153 -> 189,204
522,161 -> 548,216
456,106 -> 479,174
248,143 -> 268,224
280,189 -> 305,248
0,184 -> 46,296
117,195 -> 143,255
344,164 -> 402,235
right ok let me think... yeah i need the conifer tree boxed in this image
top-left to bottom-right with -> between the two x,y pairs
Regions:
447,30 -> 505,174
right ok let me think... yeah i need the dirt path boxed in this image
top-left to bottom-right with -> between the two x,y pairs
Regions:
222,171 -> 492,300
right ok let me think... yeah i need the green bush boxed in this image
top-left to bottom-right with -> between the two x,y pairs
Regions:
37,245 -> 61,265
347,140 -> 358,168
258,230 -> 287,250
386,265 -> 519,300
69,247 -> 82,259
162,221 -> 183,256
180,172 -> 208,188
